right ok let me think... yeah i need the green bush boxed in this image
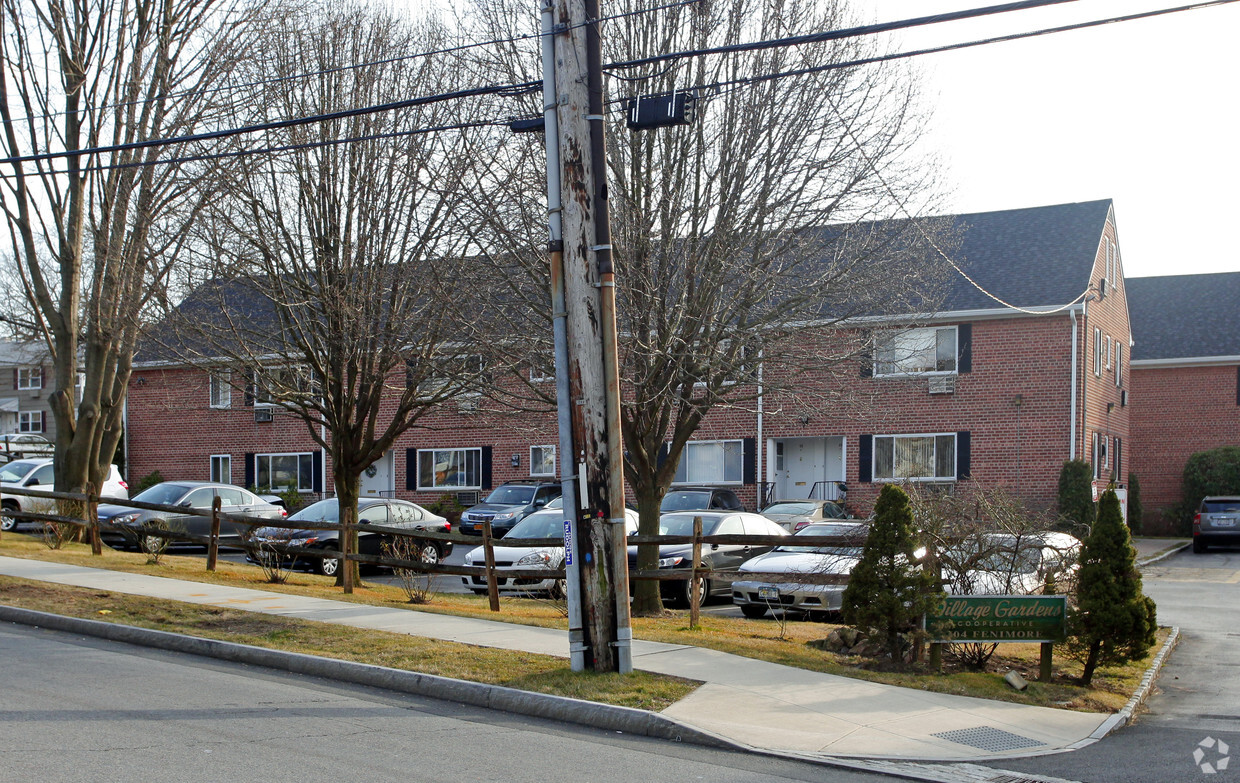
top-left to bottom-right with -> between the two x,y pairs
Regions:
1126,472 -> 1142,534
1068,487 -> 1156,685
1179,446 -> 1240,532
841,484 -> 939,661
1057,460 -> 1095,529
131,470 -> 166,495
427,493 -> 465,525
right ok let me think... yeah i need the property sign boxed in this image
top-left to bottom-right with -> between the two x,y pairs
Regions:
926,595 -> 1067,644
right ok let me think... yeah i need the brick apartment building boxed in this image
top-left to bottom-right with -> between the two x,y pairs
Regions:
126,199 -> 1140,519
0,341 -> 61,442
1128,273 -> 1240,533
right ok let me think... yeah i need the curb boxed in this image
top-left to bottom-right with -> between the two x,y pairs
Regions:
1086,625 -> 1180,740
1136,542 -> 1190,567
0,604 -> 735,751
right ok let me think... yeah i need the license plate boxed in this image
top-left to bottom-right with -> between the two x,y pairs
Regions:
758,586 -> 780,601
1214,518 -> 1235,527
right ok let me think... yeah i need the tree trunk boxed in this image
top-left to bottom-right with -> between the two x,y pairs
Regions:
1078,638 -> 1101,686
334,469 -> 362,592
631,481 -> 664,615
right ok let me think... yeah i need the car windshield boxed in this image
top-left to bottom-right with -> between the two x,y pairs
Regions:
132,483 -> 191,505
660,491 -> 712,512
658,513 -> 721,536
1203,501 -> 1240,513
505,513 -> 565,541
484,486 -> 536,505
777,523 -> 865,555
288,499 -> 341,522
0,460 -> 39,482
762,502 -> 817,515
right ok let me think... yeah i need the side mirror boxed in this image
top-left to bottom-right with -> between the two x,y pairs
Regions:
25,478 -> 38,486
180,500 -> 192,507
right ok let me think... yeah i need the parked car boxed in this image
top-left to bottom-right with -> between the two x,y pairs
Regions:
97,482 -> 284,551
249,497 -> 452,576
1,458 -> 128,532
660,486 -> 744,513
938,532 -> 1081,596
1193,496 -> 1240,553
731,522 -> 869,619
458,480 -> 562,537
628,511 -> 789,606
759,499 -> 851,532
462,497 -> 638,596
0,433 -> 54,462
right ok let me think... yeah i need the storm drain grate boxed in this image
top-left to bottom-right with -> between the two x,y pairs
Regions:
930,726 -> 1046,753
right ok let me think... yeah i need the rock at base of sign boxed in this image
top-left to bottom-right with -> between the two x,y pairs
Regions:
1003,670 -> 1029,691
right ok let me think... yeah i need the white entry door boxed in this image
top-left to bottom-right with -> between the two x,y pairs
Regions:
360,451 -> 394,497
770,437 -> 844,499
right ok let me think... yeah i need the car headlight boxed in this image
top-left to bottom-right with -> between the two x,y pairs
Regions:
464,553 -> 474,566
287,537 -> 318,547
109,512 -> 142,526
493,512 -> 517,521
658,556 -> 684,568
516,551 -> 551,566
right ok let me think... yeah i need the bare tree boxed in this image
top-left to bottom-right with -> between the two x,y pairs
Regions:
0,0 -> 255,498
156,1 -> 490,591
463,0 -> 955,614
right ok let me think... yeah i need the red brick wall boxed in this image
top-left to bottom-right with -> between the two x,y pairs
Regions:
1129,364 -> 1240,533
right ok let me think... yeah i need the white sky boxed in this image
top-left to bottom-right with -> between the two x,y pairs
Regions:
854,0 -> 1240,279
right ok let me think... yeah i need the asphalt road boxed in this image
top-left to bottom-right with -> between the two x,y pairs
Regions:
977,545 -> 1240,783
0,622 -> 888,783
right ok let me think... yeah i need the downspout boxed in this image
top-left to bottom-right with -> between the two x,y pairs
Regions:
1069,308 -> 1078,461
755,350 -> 763,508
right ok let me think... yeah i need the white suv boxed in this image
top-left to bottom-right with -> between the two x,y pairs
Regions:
0,458 -> 128,531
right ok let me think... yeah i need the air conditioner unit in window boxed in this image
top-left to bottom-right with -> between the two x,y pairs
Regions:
928,375 -> 956,395
254,408 -> 274,423
456,491 -> 479,506
457,398 -> 478,414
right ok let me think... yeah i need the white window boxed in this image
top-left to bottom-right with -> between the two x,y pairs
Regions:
1115,343 -> 1122,387
417,448 -> 482,490
1092,432 -> 1109,480
416,354 -> 489,395
17,367 -> 42,390
251,366 -> 316,407
874,326 -> 957,376
672,440 -> 743,485
530,445 -> 556,477
209,373 -> 231,409
18,411 -> 44,433
255,453 -> 315,492
1113,245 -> 1121,290
210,454 -> 232,484
1093,328 -> 1102,376
873,433 -> 956,482
1105,335 -> 1112,369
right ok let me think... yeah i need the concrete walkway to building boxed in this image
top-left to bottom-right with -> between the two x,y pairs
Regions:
0,552 -> 1166,765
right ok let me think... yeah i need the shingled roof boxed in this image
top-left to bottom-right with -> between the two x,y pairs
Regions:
1128,272 -> 1240,361
937,199 -> 1113,312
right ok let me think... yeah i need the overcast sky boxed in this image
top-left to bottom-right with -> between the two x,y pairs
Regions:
854,0 -> 1240,279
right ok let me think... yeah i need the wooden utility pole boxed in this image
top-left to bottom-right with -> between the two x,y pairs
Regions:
546,0 -> 632,673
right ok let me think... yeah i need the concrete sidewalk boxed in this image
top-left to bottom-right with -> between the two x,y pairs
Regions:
0,555 -> 1116,766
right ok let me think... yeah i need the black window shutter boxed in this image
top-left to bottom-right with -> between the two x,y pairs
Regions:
405,449 -> 418,491
956,431 -> 971,480
656,442 -> 670,469
312,450 -> 323,493
742,437 -> 756,484
957,324 -> 972,373
481,446 -> 493,490
243,369 -> 255,406
243,453 -> 255,489
1235,366 -> 1239,406
1115,437 -> 1122,479
858,435 -> 873,483
859,333 -> 873,378
11,368 -> 16,389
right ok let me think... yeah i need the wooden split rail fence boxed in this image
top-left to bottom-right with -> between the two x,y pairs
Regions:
0,487 -> 858,621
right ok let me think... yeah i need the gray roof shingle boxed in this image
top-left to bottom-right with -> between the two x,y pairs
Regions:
1128,273 -> 1240,361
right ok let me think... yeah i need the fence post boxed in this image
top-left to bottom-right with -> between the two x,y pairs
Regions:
689,515 -> 703,628
207,495 -> 222,572
88,484 -> 101,556
482,518 -> 500,612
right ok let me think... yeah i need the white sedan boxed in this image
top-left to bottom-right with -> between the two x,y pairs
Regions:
462,498 -> 639,597
731,522 -> 869,619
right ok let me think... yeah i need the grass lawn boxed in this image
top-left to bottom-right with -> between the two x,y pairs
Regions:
0,532 -> 1167,713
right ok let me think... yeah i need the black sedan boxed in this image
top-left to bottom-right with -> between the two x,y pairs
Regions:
98,482 -> 286,551
248,497 -> 453,576
628,511 -> 789,606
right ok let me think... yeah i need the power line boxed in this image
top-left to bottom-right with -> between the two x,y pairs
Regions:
23,0 -> 705,122
604,0 -> 1080,73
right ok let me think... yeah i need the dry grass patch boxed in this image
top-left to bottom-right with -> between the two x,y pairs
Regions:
0,534 -> 1167,712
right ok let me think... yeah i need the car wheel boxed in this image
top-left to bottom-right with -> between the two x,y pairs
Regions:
470,588 -> 488,596
317,548 -> 341,576
550,561 -> 567,599
0,503 -> 17,532
1193,537 -> 1208,554
417,541 -> 441,565
139,521 -> 169,554
740,604 -> 768,619
673,571 -> 710,607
